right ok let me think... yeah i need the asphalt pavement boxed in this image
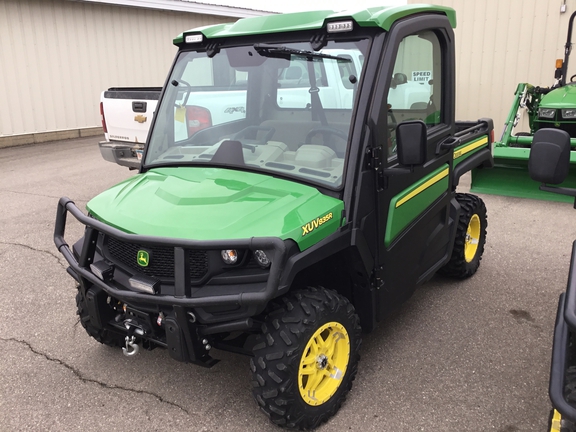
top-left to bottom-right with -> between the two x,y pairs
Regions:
1,136 -> 574,431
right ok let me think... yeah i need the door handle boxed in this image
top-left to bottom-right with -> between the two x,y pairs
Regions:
132,101 -> 147,113
435,136 -> 460,155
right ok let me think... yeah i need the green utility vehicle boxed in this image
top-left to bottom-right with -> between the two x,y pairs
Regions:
55,5 -> 493,429
471,11 -> 576,202
523,129 -> 576,432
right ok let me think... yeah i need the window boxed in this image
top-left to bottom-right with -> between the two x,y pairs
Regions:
170,52 -> 248,143
387,30 -> 442,157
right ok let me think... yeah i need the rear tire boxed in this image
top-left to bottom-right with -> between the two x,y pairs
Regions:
76,288 -> 124,348
250,287 -> 361,430
439,193 -> 487,279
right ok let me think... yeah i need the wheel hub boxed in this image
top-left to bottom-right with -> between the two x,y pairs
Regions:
464,214 -> 481,263
298,322 -> 351,406
316,354 -> 328,370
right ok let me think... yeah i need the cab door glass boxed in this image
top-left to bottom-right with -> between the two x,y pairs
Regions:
387,31 -> 442,158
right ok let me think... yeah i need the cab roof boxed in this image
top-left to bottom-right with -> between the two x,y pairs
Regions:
173,4 -> 456,45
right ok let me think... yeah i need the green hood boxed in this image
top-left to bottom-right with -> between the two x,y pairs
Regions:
540,83 -> 576,108
86,167 -> 344,250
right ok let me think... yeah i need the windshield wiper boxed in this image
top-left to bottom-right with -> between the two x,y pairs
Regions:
253,43 -> 351,62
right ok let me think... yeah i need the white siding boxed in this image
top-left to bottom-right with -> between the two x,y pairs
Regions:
408,0 -> 573,132
0,0 -> 236,137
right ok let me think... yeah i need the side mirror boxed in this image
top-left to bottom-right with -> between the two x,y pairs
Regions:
396,120 -> 427,167
528,128 -> 571,184
528,128 -> 576,207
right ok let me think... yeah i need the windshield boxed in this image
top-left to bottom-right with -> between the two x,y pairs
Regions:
145,39 -> 368,188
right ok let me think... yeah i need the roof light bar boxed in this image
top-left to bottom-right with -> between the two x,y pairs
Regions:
327,21 -> 353,33
185,34 -> 203,44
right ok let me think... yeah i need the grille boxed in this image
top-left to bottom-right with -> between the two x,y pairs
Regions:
534,121 -> 576,138
189,250 -> 209,279
106,237 -> 209,281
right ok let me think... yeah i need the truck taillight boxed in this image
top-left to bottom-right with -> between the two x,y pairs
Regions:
186,106 -> 212,136
100,102 -> 108,133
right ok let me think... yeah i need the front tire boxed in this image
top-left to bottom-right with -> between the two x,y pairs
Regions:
439,193 -> 487,279
251,287 -> 361,430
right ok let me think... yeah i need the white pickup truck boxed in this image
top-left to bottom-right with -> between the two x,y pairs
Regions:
99,49 -> 431,168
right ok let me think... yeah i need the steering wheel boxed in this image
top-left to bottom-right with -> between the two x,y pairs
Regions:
174,79 -> 193,107
233,126 -> 275,145
571,74 -> 576,83
305,127 -> 348,155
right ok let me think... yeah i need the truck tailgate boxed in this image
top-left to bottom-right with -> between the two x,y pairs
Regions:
102,88 -> 161,143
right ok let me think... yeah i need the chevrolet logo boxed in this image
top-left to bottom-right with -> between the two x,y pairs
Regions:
137,250 -> 150,267
134,114 -> 147,123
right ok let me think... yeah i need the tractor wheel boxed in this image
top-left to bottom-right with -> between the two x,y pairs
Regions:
439,193 -> 487,279
76,288 -> 124,348
250,287 -> 361,430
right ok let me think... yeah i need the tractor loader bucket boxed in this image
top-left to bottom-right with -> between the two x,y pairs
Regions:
471,83 -> 576,202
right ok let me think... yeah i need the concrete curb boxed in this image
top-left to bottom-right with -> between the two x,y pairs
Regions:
0,127 -> 103,149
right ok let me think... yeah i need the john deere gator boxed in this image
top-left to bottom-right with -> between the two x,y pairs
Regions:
54,5 -> 494,429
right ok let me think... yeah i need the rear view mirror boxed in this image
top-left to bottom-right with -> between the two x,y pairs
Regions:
396,120 -> 427,166
528,128 -> 571,185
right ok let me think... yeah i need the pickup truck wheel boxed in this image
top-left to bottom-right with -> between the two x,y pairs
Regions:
250,287 -> 361,430
76,288 -> 124,348
439,193 -> 487,279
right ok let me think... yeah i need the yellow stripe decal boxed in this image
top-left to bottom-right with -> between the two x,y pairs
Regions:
453,137 -> 488,160
549,409 -> 561,432
395,168 -> 449,208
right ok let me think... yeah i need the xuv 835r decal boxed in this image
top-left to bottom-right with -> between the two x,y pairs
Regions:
302,212 -> 333,236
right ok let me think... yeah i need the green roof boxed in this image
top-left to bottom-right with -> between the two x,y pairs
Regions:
173,4 -> 456,45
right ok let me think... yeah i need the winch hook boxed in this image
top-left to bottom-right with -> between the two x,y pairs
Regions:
122,335 -> 140,357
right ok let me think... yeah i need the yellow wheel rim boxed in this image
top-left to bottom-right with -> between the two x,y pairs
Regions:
464,214 -> 481,263
298,322 -> 350,406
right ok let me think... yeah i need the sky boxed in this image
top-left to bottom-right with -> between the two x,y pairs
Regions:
197,0 -> 407,14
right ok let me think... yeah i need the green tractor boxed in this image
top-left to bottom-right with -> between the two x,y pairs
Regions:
471,12 -> 576,203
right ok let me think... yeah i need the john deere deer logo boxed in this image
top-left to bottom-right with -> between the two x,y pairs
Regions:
137,250 -> 150,267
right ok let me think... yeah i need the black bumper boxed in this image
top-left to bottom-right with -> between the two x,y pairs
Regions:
54,197 -> 288,365
549,241 -> 576,422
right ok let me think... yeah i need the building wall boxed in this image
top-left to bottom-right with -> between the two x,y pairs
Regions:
3,1 -> 573,144
407,0 -> 575,133
0,0 -> 236,143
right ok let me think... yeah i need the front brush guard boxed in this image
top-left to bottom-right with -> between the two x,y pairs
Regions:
54,197 -> 288,366
54,196 -> 287,309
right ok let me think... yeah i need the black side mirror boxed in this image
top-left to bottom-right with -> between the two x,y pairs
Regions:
528,128 -> 576,207
528,128 -> 571,184
396,120 -> 427,167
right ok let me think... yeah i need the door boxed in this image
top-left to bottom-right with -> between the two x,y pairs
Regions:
371,16 -> 458,317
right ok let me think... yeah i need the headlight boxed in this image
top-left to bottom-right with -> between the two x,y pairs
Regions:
253,250 -> 271,268
538,108 -> 556,119
562,109 -> 576,119
221,249 -> 238,265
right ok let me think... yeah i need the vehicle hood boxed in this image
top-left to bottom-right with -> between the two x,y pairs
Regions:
86,167 -> 344,250
540,83 -> 576,108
